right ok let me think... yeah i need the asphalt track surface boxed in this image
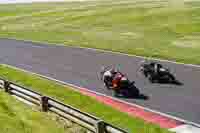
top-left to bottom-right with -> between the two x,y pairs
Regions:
0,38 -> 200,124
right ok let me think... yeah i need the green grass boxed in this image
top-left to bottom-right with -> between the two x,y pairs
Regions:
0,0 -> 200,65
0,89 -> 81,133
0,64 -> 172,133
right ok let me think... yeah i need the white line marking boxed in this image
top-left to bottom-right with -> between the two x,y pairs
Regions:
2,63 -> 200,129
1,37 -> 200,68
30,45 -> 45,48
70,45 -> 200,68
169,124 -> 200,133
0,0 -> 66,4
0,7 -> 74,21
20,63 -> 33,69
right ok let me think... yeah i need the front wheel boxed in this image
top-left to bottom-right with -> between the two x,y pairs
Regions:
104,83 -> 109,90
139,66 -> 148,77
166,73 -> 175,83
112,89 -> 121,97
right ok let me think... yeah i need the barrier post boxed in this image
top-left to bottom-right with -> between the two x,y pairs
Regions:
40,96 -> 49,112
4,81 -> 11,94
96,120 -> 105,133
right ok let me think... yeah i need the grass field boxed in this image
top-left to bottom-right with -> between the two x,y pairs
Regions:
0,89 -> 85,133
0,64 -> 171,133
0,0 -> 200,65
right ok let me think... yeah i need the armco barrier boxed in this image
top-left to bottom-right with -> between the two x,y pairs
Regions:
0,78 -> 129,133
0,79 -> 4,88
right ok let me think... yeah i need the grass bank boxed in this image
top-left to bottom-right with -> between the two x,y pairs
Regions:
0,89 -> 85,133
0,0 -> 200,65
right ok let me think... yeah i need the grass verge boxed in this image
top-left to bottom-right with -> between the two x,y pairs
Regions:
0,64 -> 172,133
0,0 -> 200,65
0,88 -> 85,133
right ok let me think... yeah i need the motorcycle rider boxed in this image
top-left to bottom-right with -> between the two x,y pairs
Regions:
149,61 -> 165,76
140,60 -> 165,76
103,67 -> 123,89
112,71 -> 124,89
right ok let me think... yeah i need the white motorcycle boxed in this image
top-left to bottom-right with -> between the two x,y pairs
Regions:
99,66 -> 140,97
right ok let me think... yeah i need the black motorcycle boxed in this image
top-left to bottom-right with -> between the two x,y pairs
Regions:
99,66 -> 139,97
139,62 -> 176,83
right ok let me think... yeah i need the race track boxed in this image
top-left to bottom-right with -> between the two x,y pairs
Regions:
0,38 -> 200,124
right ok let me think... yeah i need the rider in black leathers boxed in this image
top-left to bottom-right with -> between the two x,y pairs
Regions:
140,60 -> 165,77
149,62 -> 164,76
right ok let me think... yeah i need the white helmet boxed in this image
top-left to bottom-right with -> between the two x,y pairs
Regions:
110,67 -> 118,74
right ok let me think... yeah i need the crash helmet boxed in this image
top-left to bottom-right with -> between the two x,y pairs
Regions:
140,59 -> 149,66
150,62 -> 156,66
157,63 -> 162,68
110,67 -> 118,75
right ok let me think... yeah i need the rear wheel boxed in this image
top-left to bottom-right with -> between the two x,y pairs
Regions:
166,73 -> 175,82
129,84 -> 140,97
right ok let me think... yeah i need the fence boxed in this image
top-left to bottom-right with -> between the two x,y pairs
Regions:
0,78 -> 129,133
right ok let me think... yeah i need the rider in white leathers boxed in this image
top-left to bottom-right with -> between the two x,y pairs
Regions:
102,68 -> 118,89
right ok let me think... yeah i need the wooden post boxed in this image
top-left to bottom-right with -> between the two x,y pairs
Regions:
96,120 -> 105,133
40,96 -> 49,112
4,81 -> 11,94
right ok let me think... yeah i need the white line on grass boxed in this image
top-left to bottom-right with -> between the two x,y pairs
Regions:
0,7 -> 72,22
70,45 -> 200,68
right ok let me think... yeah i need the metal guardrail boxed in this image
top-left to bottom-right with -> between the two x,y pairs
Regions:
0,79 -> 4,88
0,78 -> 129,133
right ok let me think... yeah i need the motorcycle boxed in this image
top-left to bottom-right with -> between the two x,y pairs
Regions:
99,66 -> 140,97
139,62 -> 176,83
